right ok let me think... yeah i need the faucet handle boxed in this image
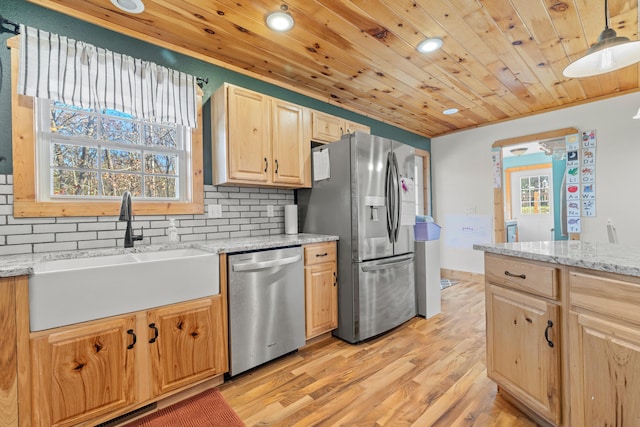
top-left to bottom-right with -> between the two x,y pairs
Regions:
133,226 -> 144,242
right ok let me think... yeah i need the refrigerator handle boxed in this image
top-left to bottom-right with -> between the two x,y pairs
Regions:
384,152 -> 394,243
392,152 -> 401,242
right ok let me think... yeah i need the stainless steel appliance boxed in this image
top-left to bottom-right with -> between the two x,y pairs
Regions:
227,246 -> 305,376
299,131 -> 416,343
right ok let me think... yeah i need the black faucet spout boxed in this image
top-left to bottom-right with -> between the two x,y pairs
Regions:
119,191 -> 143,248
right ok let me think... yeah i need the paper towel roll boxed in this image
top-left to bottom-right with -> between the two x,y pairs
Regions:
284,205 -> 298,235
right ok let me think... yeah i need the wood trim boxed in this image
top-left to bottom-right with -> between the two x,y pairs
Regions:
218,253 -> 229,374
493,128 -> 578,243
0,277 -> 18,427
415,149 -> 431,216
492,127 -> 579,149
9,38 -> 204,218
504,163 -> 552,221
15,277 -> 31,427
440,268 -> 484,284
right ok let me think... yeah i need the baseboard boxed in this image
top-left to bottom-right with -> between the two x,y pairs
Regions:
440,268 -> 484,283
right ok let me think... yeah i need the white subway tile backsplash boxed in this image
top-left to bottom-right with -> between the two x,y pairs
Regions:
34,242 -> 78,253
0,175 -> 291,254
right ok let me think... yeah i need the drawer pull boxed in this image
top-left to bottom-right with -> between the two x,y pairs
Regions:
316,252 -> 328,257
504,270 -> 526,279
544,320 -> 554,348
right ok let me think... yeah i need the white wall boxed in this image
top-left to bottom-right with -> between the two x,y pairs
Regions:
431,91 -> 640,274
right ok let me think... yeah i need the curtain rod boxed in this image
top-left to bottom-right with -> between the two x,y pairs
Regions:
0,15 -> 209,87
0,15 -> 20,35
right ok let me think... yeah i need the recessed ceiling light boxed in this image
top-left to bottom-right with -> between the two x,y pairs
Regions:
443,108 -> 459,115
417,37 -> 443,53
266,5 -> 294,32
111,0 -> 144,14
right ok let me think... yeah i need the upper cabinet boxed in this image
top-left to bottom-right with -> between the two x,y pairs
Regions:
311,110 -> 370,144
212,83 -> 311,188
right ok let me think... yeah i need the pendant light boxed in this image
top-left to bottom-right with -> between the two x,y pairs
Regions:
563,0 -> 640,78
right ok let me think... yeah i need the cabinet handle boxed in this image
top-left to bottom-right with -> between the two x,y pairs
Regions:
316,252 -> 328,257
264,157 -> 268,172
127,329 -> 137,349
275,159 -> 279,174
149,323 -> 159,344
504,270 -> 526,279
544,320 -> 554,348
333,271 -> 337,287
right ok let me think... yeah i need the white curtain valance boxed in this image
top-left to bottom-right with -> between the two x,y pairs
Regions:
17,25 -> 197,128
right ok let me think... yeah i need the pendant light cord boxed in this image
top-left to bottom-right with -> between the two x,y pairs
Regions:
604,0 -> 610,29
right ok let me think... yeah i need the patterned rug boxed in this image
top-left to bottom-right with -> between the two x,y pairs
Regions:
123,388 -> 245,427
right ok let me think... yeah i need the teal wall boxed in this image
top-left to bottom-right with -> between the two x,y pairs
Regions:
503,152 -> 567,241
0,0 -> 430,182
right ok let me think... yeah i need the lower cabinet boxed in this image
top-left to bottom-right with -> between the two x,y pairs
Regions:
304,241 -> 338,339
30,316 -> 137,427
30,296 -> 226,427
568,270 -> 640,426
486,284 -> 561,425
484,253 -> 562,426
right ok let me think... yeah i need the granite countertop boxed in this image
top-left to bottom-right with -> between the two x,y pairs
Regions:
0,233 -> 338,278
474,241 -> 640,278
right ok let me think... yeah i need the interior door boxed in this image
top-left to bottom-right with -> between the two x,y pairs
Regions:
509,168 -> 554,242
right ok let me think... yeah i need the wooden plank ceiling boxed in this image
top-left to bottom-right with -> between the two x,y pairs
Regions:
28,0 -> 640,138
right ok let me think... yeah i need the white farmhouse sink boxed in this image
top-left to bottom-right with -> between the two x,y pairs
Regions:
29,248 -> 220,331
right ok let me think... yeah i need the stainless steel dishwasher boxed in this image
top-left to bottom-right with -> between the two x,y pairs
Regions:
228,246 -> 305,376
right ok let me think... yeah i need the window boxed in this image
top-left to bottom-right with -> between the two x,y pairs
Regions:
520,174 -> 550,215
10,37 -> 203,217
38,100 -> 189,201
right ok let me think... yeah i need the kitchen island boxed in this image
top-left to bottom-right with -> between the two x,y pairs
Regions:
475,241 -> 640,427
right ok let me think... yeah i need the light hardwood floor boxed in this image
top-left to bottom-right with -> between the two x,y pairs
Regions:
219,279 -> 537,426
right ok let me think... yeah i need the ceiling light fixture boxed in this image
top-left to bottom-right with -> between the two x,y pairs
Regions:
442,108 -> 458,115
266,5 -> 294,32
510,147 -> 528,156
417,37 -> 443,53
563,0 -> 640,78
110,0 -> 144,14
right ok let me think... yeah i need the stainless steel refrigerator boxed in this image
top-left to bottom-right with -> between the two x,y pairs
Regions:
298,131 -> 416,343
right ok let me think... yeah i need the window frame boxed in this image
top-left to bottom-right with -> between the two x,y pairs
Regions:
9,37 -> 204,218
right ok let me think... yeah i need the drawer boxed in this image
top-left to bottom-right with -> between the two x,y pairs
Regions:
304,241 -> 337,266
570,270 -> 640,325
485,254 -> 559,300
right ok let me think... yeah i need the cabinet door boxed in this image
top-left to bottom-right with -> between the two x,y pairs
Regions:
305,262 -> 338,339
486,284 -> 561,425
570,312 -> 640,426
148,297 -> 226,396
227,85 -> 270,182
30,316 -> 137,427
271,99 -> 307,186
346,121 -> 370,135
311,111 -> 343,143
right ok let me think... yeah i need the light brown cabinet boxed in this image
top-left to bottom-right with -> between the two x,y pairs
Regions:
30,315 -> 137,427
568,270 -> 640,426
148,297 -> 227,396
304,241 -> 338,339
311,110 -> 370,143
484,253 -> 562,426
29,296 -> 227,427
212,83 -> 311,188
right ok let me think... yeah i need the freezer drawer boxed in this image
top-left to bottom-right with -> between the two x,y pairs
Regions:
355,254 -> 416,342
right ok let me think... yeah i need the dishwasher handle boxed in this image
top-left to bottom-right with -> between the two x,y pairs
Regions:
360,255 -> 414,272
232,254 -> 302,272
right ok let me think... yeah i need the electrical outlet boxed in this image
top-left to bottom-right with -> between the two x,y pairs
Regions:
208,204 -> 222,219
267,205 -> 274,217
